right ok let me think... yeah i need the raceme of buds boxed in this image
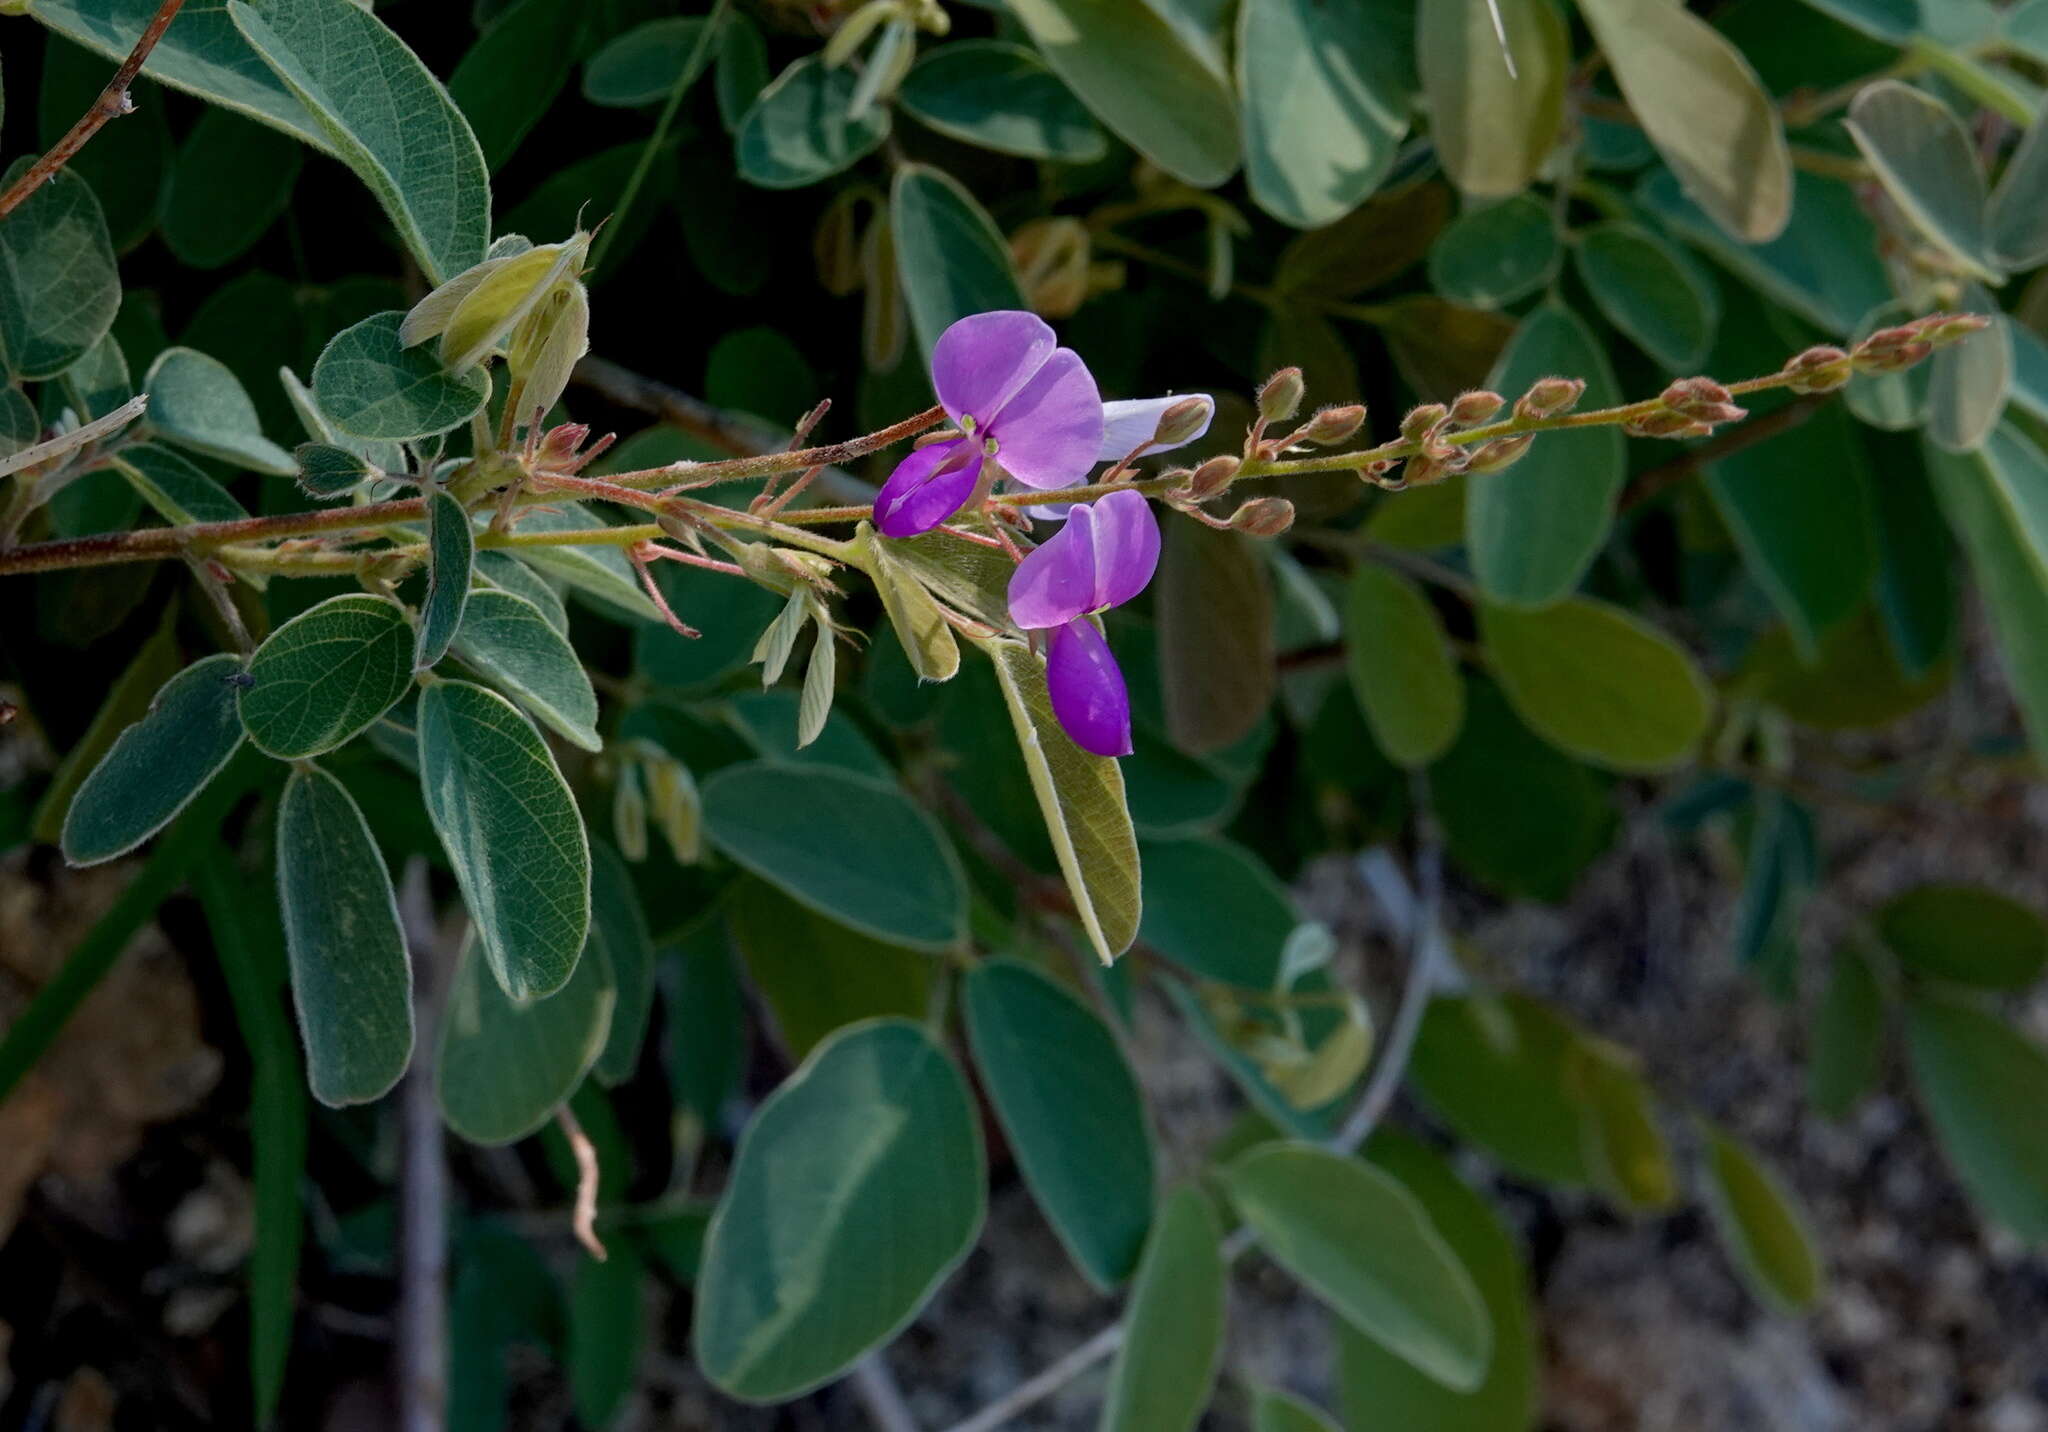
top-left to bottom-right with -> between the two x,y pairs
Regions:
1514,377 -> 1585,420
1297,404 -> 1367,445
1258,367 -> 1305,423
1657,377 -> 1746,427
1783,345 -> 1852,394
1447,390 -> 1505,426
1230,496 -> 1295,536
1176,454 -> 1242,502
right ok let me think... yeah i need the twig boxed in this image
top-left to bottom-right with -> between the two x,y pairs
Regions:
556,1105 -> 609,1262
939,1324 -> 1127,1432
0,0 -> 186,223
849,1354 -> 919,1432
589,0 -> 728,276
396,861 -> 448,1432
182,555 -> 255,656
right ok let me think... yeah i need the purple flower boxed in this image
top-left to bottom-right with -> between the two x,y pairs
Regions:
1007,488 -> 1160,757
875,311 -> 1104,538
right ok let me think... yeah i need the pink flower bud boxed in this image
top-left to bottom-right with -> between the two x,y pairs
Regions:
1180,454 -> 1241,501
1917,312 -> 1992,347
1464,434 -> 1535,474
1258,368 -> 1305,422
1447,390 -> 1505,426
1514,377 -> 1585,420
1852,324 -> 1933,374
1154,396 -> 1215,448
1299,404 -> 1367,444
1399,403 -> 1448,443
1624,411 -> 1713,439
1783,345 -> 1852,394
1229,497 -> 1295,536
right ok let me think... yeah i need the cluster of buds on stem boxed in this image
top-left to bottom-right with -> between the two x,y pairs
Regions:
1627,377 -> 1749,440
1375,389 -> 1507,488
1244,367 -> 1370,461
1783,311 -> 1991,392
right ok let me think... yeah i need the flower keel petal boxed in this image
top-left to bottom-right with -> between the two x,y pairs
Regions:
1046,617 -> 1132,757
875,438 -> 984,537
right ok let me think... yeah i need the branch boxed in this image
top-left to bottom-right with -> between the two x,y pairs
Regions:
395,861 -> 449,1432
0,0 -> 186,223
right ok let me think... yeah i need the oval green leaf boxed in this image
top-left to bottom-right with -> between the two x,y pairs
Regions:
162,108 -> 303,269
1007,0 -> 1240,188
735,55 -> 890,190
1469,305 -> 1624,607
0,163 -> 118,381
1807,944 -> 1886,1120
1139,836 -> 1295,990
897,41 -> 1106,162
417,679 -> 592,1002
588,839 -> 657,1085
964,960 -> 1155,1289
1480,598 -> 1713,773
416,489 -> 474,672
694,1020 -> 984,1401
240,593 -> 414,759
61,653 -> 248,866
435,928 -> 615,1145
582,16 -> 716,107
1099,1185 -> 1226,1432
143,346 -> 295,475
726,876 -> 933,1059
1225,1142 -> 1491,1390
1407,992 -> 1600,1187
111,442 -> 251,527
1573,221 -> 1715,372
313,311 -> 492,442
1905,988 -> 2048,1240
1845,80 -> 2001,282
450,588 -> 600,751
1698,1118 -> 1824,1313
1345,561 -> 1463,768
1426,196 -> 1561,309
1877,883 -> 2048,989
890,164 -> 1026,366
276,766 -> 414,1106
700,761 -> 965,951
1416,0 -> 1567,199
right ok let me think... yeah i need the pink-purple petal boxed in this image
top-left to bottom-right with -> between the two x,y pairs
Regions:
931,311 -> 1056,430
1007,507 -> 1100,630
1046,618 -> 1132,757
986,347 -> 1104,489
1097,395 -> 1215,461
874,438 -> 983,537
1082,489 -> 1160,610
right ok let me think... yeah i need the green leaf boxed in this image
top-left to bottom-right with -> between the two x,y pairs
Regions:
1990,106 -> 2048,269
857,527 -> 962,683
1158,520 -> 1275,755
1469,305 -> 1623,606
1273,183 -> 1453,303
587,840 -> 657,1086
162,109 -> 302,269
1844,80 -> 2001,282
1099,1186 -> 1226,1432
886,529 -> 1018,631
61,653 -> 248,866
1926,424 -> 2048,754
1429,677 -> 1612,904
313,311 -> 491,442
1415,0 -> 1568,199
897,41 -> 1106,162
1225,1143 -> 1490,1389
33,607 -> 181,846
418,490 -> 475,672
142,346 -> 295,475
1732,790 -> 1816,999
276,766 -> 414,1106
1007,0 -> 1240,188
0,163 -> 119,381
450,589 -> 600,751
474,551 -> 569,633
293,441 -> 377,499
1746,607 -> 1950,731
700,761 -> 965,951
1576,0 -> 1792,242
418,680 -> 592,1002
890,164 -> 1026,365
1926,288 -> 2011,456
240,594 -> 414,758
1138,837 -> 1295,988
1345,562 -> 1462,768
695,1020 -> 984,1401
190,859 -> 307,1426
736,55 -> 890,189
1698,1119 -> 1824,1313
1572,222 -> 1715,372
1252,1389 -> 1339,1432
1707,404 -> 1876,658
1877,884 -> 2048,989
110,442 -> 251,526
1480,598 -> 1713,773
227,0 -> 490,284
1236,0 -> 1410,228
970,639 -> 1137,957
1408,992 -> 1599,1187
568,1237 -> 643,1428
450,0 -> 580,168
964,961 -> 1155,1288
1426,196 -> 1561,309
1569,1041 -> 1678,1210
1807,945 -> 1886,1120
1340,1128 -> 1541,1431
716,12 -> 769,131
583,15 -> 716,107
726,877 -> 933,1059
1905,988 -> 2048,1239
436,928 -> 615,1145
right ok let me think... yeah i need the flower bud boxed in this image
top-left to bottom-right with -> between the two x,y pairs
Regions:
535,422 -> 590,467
1623,410 -> 1712,440
1180,454 -> 1241,501
1299,404 -> 1366,445
1852,324 -> 1933,374
1230,496 -> 1295,537
1011,217 -> 1092,318
1448,390 -> 1505,426
1399,403 -> 1448,443
1782,345 -> 1852,394
1514,377 -> 1585,420
1464,433 -> 1535,474
1918,312 -> 1992,347
1403,453 -> 1455,486
1155,395 -> 1216,448
814,194 -> 866,297
1258,368 -> 1305,423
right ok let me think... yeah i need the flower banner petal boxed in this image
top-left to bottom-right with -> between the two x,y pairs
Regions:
932,310 -> 1056,428
989,347 -> 1104,488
